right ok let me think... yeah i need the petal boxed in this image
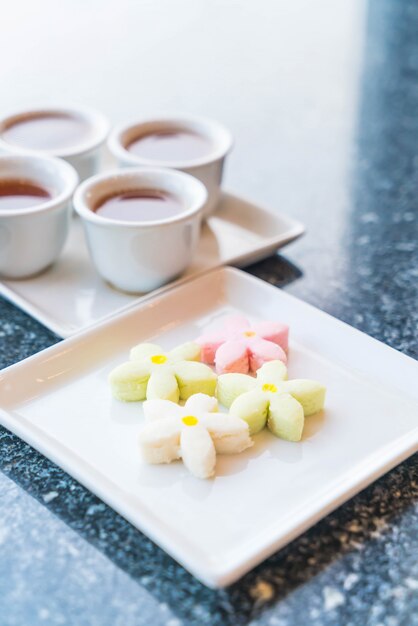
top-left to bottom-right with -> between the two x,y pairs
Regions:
130,343 -> 163,361
223,314 -> 250,335
168,341 -> 201,363
184,393 -> 218,414
216,373 -> 257,408
251,321 -> 289,352
180,425 -> 216,479
278,379 -> 326,416
138,417 -> 181,464
195,315 -> 249,364
108,361 -> 150,401
256,360 -> 288,386
195,332 -> 225,364
268,393 -> 304,441
143,399 -> 183,421
146,370 -> 180,403
174,361 -> 217,400
215,340 -> 249,374
247,337 -> 287,372
229,389 -> 269,435
200,413 -> 253,454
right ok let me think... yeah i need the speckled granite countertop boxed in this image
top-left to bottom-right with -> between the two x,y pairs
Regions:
1,0 -> 418,624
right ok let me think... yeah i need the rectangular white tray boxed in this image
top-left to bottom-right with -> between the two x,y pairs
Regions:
1,267 -> 417,588
0,193 -> 303,337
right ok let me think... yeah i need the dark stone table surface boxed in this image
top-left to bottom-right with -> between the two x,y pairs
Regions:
0,0 -> 417,624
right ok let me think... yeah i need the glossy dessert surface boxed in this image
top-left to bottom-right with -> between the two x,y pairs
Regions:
0,179 -> 50,210
2,113 -> 91,152
127,129 -> 212,162
94,189 -> 184,222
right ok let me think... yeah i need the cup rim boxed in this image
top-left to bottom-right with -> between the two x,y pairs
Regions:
0,154 -> 79,217
73,167 -> 208,228
0,105 -> 110,158
108,114 -> 233,170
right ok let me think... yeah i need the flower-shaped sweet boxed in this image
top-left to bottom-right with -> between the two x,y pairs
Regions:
138,393 -> 253,478
109,342 -> 216,403
196,314 -> 289,374
217,360 -> 326,441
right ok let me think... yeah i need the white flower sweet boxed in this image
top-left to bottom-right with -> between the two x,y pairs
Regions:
138,393 -> 253,479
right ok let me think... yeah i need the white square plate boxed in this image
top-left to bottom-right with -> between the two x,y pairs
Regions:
0,193 -> 303,337
1,267 -> 417,588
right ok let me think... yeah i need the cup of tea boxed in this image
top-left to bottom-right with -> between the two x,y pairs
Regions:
0,155 -> 78,278
0,105 -> 109,181
107,115 -> 233,216
73,167 -> 207,293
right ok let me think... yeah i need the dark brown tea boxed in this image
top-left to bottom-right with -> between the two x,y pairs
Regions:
0,179 -> 51,210
2,113 -> 91,152
94,189 -> 184,222
127,130 -> 212,162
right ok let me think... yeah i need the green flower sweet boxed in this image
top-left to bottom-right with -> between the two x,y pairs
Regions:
109,342 -> 217,403
217,360 -> 326,441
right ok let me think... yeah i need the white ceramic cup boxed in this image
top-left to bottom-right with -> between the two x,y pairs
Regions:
0,105 -> 109,181
0,155 -> 78,279
73,168 -> 207,293
107,115 -> 233,217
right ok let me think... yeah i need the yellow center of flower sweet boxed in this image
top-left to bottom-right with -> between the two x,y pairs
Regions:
243,331 -> 256,337
151,354 -> 167,365
262,383 -> 277,393
182,415 -> 199,426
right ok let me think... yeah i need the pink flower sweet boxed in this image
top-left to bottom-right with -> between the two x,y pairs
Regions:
196,315 -> 289,374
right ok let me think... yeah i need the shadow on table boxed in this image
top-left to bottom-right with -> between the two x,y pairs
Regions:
244,253 -> 303,289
